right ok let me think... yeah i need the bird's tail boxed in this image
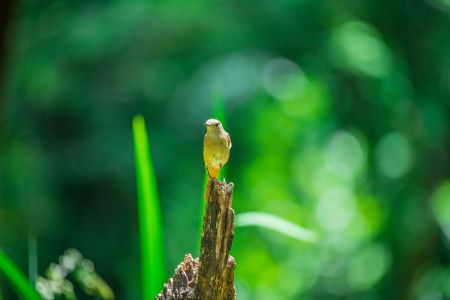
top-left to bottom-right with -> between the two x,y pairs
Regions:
204,168 -> 219,200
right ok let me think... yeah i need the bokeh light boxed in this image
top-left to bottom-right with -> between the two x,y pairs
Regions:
347,244 -> 391,290
329,21 -> 392,78
375,132 -> 413,179
431,181 -> 450,240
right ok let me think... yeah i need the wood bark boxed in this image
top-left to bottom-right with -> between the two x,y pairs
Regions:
155,178 -> 236,300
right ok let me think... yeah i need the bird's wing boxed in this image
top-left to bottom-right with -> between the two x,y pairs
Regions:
225,132 -> 232,149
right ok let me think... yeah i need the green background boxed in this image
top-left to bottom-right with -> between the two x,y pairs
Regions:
1,0 -> 450,299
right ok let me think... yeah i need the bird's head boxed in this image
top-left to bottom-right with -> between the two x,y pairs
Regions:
204,119 -> 223,132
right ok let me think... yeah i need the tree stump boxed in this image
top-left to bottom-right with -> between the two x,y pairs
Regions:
155,179 -> 236,300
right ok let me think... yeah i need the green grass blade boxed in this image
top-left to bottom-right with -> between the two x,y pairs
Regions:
197,174 -> 209,254
211,89 -> 227,180
0,249 -> 42,300
235,212 -> 319,243
132,115 -> 165,299
27,232 -> 37,285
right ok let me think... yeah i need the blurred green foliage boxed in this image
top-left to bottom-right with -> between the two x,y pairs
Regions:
36,248 -> 114,300
1,0 -> 450,299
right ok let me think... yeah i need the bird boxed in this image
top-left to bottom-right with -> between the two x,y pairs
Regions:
203,119 -> 232,199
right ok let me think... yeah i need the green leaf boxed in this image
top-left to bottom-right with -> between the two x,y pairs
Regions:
235,212 -> 319,243
28,232 -> 37,286
0,249 -> 42,300
132,115 -> 165,299
211,88 -> 227,180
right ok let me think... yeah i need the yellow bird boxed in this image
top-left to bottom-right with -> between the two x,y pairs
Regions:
203,119 -> 232,199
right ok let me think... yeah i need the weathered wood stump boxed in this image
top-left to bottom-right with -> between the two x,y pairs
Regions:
155,179 -> 236,300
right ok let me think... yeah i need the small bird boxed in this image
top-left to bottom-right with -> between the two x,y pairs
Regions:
203,119 -> 232,199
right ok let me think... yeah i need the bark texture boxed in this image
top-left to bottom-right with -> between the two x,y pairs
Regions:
155,179 -> 236,300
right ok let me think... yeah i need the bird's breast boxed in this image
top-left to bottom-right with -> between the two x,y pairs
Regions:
204,133 -> 230,167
